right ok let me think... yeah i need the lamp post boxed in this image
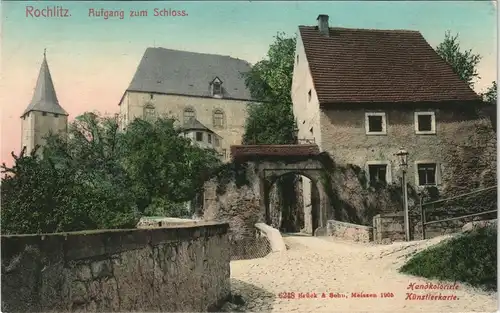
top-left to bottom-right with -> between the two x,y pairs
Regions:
395,148 -> 410,241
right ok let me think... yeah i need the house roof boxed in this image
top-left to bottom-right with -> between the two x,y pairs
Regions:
298,26 -> 481,104
182,118 -> 215,134
22,52 -> 68,117
125,47 -> 255,101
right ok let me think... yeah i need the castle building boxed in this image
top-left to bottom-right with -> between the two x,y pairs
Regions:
21,51 -> 68,154
118,47 -> 258,161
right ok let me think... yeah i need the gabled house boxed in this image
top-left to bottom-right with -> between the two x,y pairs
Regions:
119,47 -> 257,161
292,15 -> 496,199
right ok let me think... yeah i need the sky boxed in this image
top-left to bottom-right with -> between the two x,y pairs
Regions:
0,1 -> 497,165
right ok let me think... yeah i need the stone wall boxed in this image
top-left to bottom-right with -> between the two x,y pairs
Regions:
326,220 -> 373,243
319,107 -> 496,192
1,222 -> 230,313
200,163 -> 272,260
295,105 -> 497,228
136,217 -> 203,228
373,212 -> 406,243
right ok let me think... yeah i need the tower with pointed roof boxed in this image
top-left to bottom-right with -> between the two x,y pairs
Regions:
21,50 -> 68,154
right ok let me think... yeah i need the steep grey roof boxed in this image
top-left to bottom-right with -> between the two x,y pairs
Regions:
181,118 -> 215,133
22,52 -> 68,117
126,47 -> 255,101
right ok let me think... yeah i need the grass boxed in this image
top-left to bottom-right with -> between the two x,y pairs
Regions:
400,225 -> 497,291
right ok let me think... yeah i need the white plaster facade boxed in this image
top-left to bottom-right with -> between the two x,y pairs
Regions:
291,31 -> 323,213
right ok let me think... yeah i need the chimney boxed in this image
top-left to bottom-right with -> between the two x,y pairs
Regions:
317,14 -> 329,36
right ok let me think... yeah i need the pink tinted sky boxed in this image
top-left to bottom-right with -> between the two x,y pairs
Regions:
1,1 -> 497,166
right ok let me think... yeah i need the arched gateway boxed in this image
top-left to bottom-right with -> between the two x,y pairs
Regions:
230,144 -> 330,235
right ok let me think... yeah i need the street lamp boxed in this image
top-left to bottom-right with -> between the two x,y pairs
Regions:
395,148 -> 410,241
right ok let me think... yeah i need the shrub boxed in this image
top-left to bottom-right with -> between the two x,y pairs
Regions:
400,226 -> 497,291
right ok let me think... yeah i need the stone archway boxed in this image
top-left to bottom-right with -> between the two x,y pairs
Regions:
230,144 -> 331,236
196,144 -> 332,260
260,164 -> 329,235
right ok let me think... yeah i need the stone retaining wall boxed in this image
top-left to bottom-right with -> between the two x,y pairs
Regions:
373,212 -> 406,243
326,220 -> 373,243
1,222 -> 230,313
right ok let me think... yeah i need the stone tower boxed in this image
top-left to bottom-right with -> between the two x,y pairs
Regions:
21,50 -> 68,154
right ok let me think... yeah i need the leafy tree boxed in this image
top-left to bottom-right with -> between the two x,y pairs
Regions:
121,117 -> 221,213
242,32 -> 297,144
1,147 -> 139,234
1,112 -> 221,234
483,81 -> 497,104
436,31 -> 482,88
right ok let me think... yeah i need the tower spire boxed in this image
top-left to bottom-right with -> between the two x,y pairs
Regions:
21,50 -> 68,117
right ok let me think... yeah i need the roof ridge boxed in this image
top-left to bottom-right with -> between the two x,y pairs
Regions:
124,47 -> 255,101
146,47 -> 245,62
298,25 -> 481,103
299,25 -> 420,33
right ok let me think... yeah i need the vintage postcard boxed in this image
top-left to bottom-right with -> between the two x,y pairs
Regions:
1,1 -> 498,312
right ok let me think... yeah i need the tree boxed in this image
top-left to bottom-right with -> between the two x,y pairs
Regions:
436,31 -> 482,88
483,81 -> 497,105
242,32 -> 297,144
120,117 -> 221,214
1,147 -> 139,235
1,112 -> 221,234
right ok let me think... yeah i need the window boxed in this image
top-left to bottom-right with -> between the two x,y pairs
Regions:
213,109 -> 224,128
42,112 -> 47,116
417,163 -> 437,186
296,54 -> 299,64
368,165 -> 388,185
214,137 -> 220,147
150,94 -> 154,100
213,82 -> 222,95
308,89 -> 312,102
366,161 -> 392,185
144,104 -> 156,121
212,82 -> 223,97
196,132 -> 203,142
221,149 -> 227,159
207,134 -> 212,144
365,112 -> 387,135
415,111 -> 436,134
184,108 -> 195,124
54,113 -> 59,118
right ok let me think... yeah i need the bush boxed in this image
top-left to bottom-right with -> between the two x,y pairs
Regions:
400,226 -> 497,291
1,113 -> 220,235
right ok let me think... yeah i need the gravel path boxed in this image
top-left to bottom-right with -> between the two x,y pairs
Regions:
227,235 -> 497,312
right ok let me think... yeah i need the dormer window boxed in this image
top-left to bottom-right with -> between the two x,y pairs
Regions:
211,77 -> 223,98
